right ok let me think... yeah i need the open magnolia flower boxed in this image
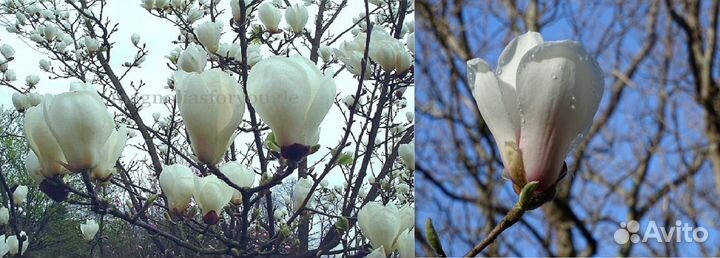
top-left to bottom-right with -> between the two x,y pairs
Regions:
468,31 -> 604,196
247,56 -> 336,161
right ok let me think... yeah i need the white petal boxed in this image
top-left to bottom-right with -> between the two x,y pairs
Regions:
468,58 -> 519,166
496,32 -> 543,133
516,41 -> 604,188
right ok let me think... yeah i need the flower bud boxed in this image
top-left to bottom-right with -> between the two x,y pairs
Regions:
398,141 -> 414,170
159,164 -> 195,214
79,219 -> 99,240
194,175 -> 233,224
177,44 -> 207,73
13,185 -> 28,205
292,177 -> 312,210
6,231 -> 28,255
0,44 -> 15,59
358,202 -> 401,253
0,207 -> 8,225
258,2 -> 281,32
131,33 -> 140,46
219,161 -> 255,205
195,21 -> 222,53
285,4 -> 308,33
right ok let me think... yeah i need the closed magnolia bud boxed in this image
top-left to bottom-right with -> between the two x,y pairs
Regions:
174,69 -> 246,165
42,24 -> 58,41
285,4 -> 308,33
292,177 -> 312,210
177,44 -> 207,73
84,37 -> 100,52
39,59 -> 51,71
358,202 -> 401,253
194,175 -> 233,224
13,185 -> 28,205
247,56 -> 336,161
6,231 -> 28,255
258,2 -> 281,32
0,44 -> 15,59
229,0 -> 251,22
187,8 -> 204,23
219,161 -> 256,205
405,111 -> 414,123
159,164 -> 195,214
195,21 -> 222,53
43,90 -> 114,172
79,219 -> 99,240
131,33 -> 140,46
0,207 -> 8,225
90,125 -> 127,181
25,104 -> 68,178
12,93 -> 31,112
398,141 -> 414,170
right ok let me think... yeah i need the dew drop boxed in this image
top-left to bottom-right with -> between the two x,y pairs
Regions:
571,96 -> 576,101
551,73 -> 557,80
571,104 -> 576,109
497,68 -> 502,75
530,54 -> 536,59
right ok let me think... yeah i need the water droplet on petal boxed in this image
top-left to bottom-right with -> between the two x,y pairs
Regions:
571,104 -> 576,109
571,96 -> 576,101
530,54 -> 536,59
497,68 -> 502,75
551,74 -> 557,80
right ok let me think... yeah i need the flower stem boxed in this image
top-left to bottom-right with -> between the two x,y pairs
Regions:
464,181 -> 539,257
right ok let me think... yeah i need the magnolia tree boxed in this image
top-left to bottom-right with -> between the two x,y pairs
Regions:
0,0 -> 415,257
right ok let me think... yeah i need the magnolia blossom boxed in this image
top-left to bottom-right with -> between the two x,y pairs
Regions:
90,125 -> 127,181
358,202 -> 402,253
0,207 -> 8,225
6,231 -> 28,255
368,29 -> 412,72
131,33 -> 140,46
247,56 -> 336,161
258,2 -> 281,32
0,44 -> 14,59
13,185 -> 27,205
398,141 -> 414,170
43,90 -> 114,172
335,35 -> 371,79
229,0 -> 252,22
187,8 -> 204,23
159,164 -> 195,214
318,45 -> 333,62
194,175 -> 233,224
195,21 -> 222,53
219,161 -> 256,205
11,93 -> 31,112
468,31 -> 604,191
79,219 -> 99,241
4,69 -> 16,81
83,37 -> 100,52
292,177 -> 313,210
177,44 -> 208,72
398,205 -> 414,232
174,69 -> 245,165
285,4 -> 308,33
25,74 -> 40,86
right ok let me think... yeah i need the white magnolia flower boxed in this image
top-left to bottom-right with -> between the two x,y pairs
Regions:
41,24 -> 58,41
187,8 -> 204,23
79,219 -> 99,240
131,33 -> 140,46
39,59 -> 51,71
141,0 -> 155,10
219,161 -> 256,205
368,29 -> 412,72
195,21 -> 222,53
292,177 -> 313,210
83,37 -> 100,52
4,69 -> 16,81
174,69 -> 245,165
468,31 -> 604,190
13,185 -> 28,205
6,231 -> 28,256
0,44 -> 14,59
405,111 -> 414,123
24,105 -> 68,178
318,45 -> 333,62
0,207 -> 8,225
194,175 -> 233,224
159,164 -> 195,214
229,0 -> 252,22
285,4 -> 308,33
247,56 -> 336,161
12,93 -> 31,112
90,125 -> 127,181
258,2 -> 281,32
25,74 -> 40,86
399,204 -> 414,232
177,44 -> 207,73
358,202 -> 401,253
398,141 -> 414,170
43,90 -> 114,172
